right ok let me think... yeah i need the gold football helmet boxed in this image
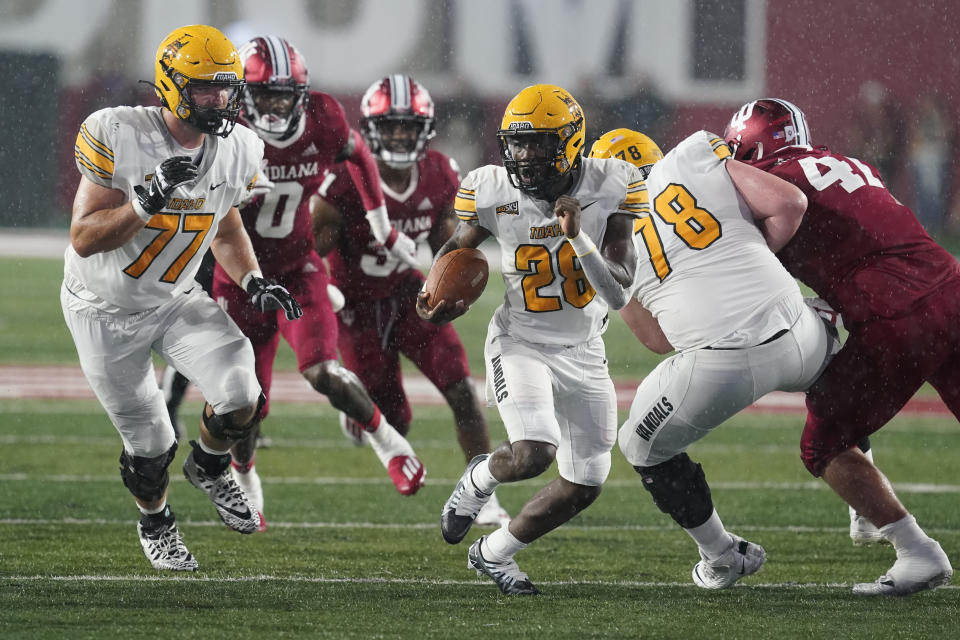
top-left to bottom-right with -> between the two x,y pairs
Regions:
154,25 -> 245,137
497,84 -> 585,199
588,128 -> 663,179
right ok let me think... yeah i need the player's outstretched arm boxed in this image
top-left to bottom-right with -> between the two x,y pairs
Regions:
726,159 -> 807,252
210,207 -> 262,286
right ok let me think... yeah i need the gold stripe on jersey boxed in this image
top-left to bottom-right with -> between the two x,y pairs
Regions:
75,126 -> 115,178
709,137 -> 732,160
454,187 -> 478,220
619,182 -> 650,215
81,124 -> 114,160
74,150 -> 112,180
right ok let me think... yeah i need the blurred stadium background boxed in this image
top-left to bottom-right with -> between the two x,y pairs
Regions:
1,0 -> 959,244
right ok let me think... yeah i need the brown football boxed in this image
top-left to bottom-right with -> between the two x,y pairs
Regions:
424,247 -> 489,308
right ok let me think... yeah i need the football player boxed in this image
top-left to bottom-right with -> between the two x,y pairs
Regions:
724,98 -> 957,595
418,85 -> 642,595
591,128 -> 837,589
63,25 -> 302,571
211,36 -> 427,528
310,74 -> 510,528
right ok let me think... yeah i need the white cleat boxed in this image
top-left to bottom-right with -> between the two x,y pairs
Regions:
849,507 -> 887,546
692,534 -> 766,589
853,539 -> 953,596
231,462 -> 266,533
474,491 -> 511,527
138,519 -> 197,572
182,443 -> 260,534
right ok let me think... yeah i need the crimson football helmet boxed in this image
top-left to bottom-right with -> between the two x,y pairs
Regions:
723,98 -> 810,162
238,35 -> 309,140
360,74 -> 436,169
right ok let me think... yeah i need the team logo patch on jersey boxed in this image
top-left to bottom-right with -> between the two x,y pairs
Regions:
496,201 -> 519,216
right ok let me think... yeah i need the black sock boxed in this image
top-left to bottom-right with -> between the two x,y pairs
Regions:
189,440 -> 231,476
140,505 -> 175,530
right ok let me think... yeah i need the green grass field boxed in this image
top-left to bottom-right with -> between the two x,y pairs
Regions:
2,257 -> 958,638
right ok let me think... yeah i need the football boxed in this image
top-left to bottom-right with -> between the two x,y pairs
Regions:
423,247 -> 489,308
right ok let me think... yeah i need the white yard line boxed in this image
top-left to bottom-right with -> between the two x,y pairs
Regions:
2,573 -> 954,590
0,472 -> 957,494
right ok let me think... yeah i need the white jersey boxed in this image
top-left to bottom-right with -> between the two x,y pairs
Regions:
632,131 -> 801,351
67,106 -> 263,312
456,158 -> 646,345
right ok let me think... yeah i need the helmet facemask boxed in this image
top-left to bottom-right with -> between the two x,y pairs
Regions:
243,82 -> 308,140
167,73 -> 244,137
498,128 -> 578,200
362,115 -> 435,170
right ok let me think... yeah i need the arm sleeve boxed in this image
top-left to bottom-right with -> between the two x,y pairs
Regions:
569,231 -> 631,309
343,129 -> 386,215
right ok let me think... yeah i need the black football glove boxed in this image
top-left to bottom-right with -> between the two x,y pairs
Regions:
134,156 -> 199,215
245,276 -> 303,320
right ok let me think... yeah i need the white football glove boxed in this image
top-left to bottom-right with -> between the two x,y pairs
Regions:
240,174 -> 276,207
385,229 -> 419,269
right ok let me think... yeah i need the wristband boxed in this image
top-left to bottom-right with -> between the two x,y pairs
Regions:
567,232 -> 598,257
384,227 -> 399,249
241,270 -> 263,292
131,198 -> 155,223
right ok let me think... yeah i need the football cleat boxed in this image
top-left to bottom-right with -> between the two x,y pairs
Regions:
853,539 -> 953,596
468,536 -> 540,596
474,491 -> 511,528
849,508 -> 887,546
692,535 -> 766,589
183,447 -> 260,534
138,519 -> 197,572
441,454 -> 493,544
387,455 -> 425,496
231,461 -> 267,533
339,412 -> 368,447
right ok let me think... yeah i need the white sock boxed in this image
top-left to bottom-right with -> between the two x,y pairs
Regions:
880,514 -> 929,552
137,500 -> 167,516
481,525 -> 527,563
471,457 -> 499,494
684,509 -> 732,560
198,437 -> 230,456
367,418 -> 415,466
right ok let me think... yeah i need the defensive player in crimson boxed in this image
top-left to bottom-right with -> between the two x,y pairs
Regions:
311,75 -> 510,527
212,36 -> 426,528
724,98 -> 957,596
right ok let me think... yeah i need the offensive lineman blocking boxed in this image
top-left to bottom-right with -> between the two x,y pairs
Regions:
591,128 -> 836,588
63,25 -> 301,571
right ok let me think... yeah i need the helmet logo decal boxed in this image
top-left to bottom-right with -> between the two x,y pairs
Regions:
727,102 -> 755,133
508,121 -> 533,130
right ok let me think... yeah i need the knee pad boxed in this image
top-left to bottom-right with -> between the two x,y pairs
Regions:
119,443 -> 178,502
204,393 -> 265,440
636,452 -> 713,529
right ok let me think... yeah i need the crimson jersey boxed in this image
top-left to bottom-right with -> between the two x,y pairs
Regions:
754,146 -> 960,326
236,91 -> 357,275
323,148 -> 460,299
